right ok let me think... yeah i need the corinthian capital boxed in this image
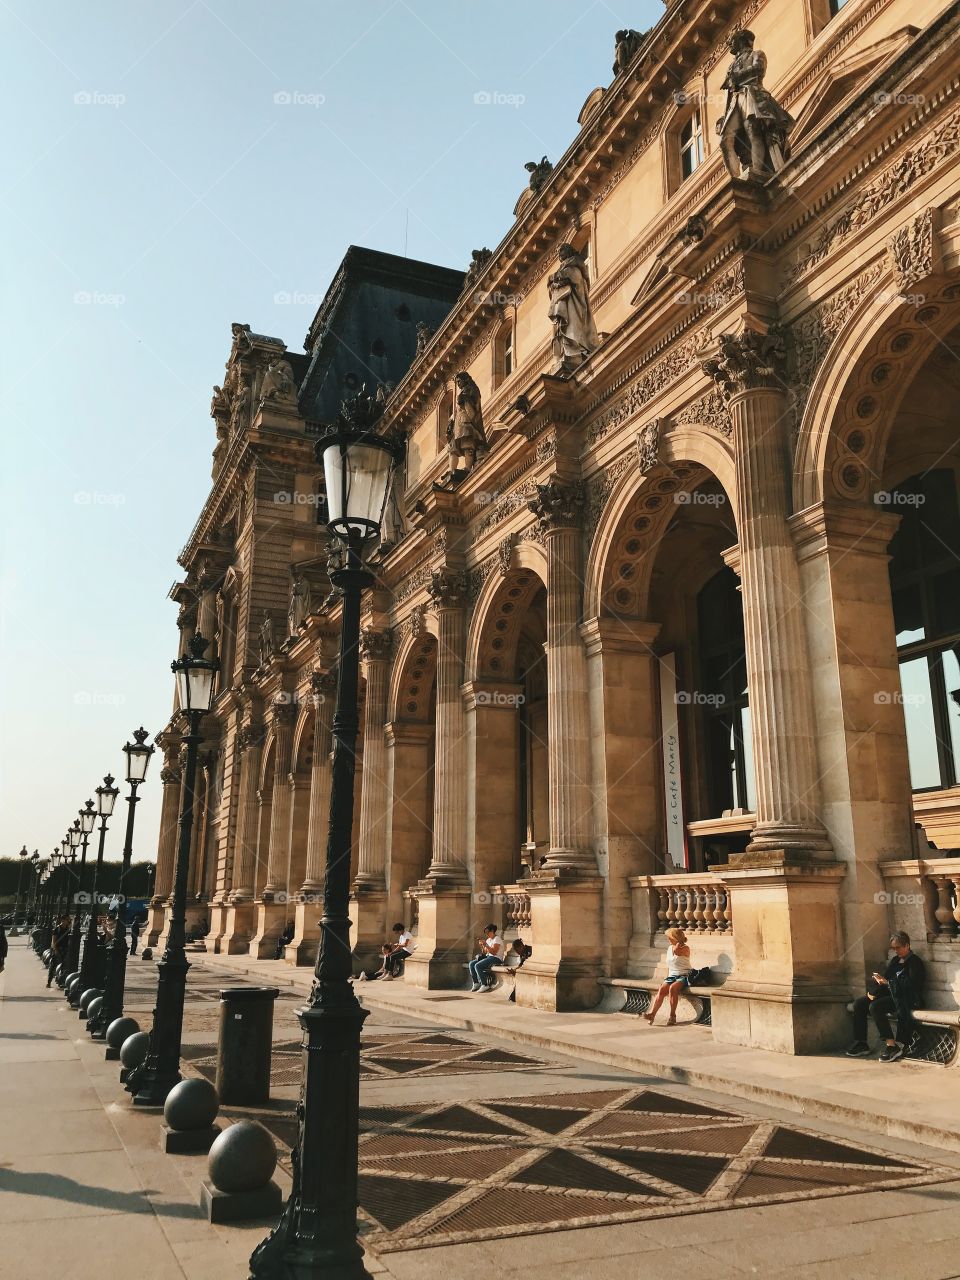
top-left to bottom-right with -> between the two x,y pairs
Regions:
269,694 -> 297,726
160,765 -> 182,786
360,628 -> 394,662
701,328 -> 787,402
427,568 -> 468,608
527,478 -> 584,531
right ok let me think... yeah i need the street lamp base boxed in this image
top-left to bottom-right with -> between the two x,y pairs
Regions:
249,1207 -> 373,1280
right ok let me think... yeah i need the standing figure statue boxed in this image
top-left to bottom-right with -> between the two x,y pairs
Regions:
524,157 -> 553,194
445,372 -> 487,478
548,243 -> 599,371
258,611 -> 276,666
260,359 -> 297,405
613,29 -> 644,77
287,576 -> 311,635
716,30 -> 794,180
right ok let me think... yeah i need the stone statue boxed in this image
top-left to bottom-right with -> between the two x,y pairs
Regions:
548,243 -> 599,370
260,359 -> 297,404
613,29 -> 643,77
210,385 -> 230,421
445,371 -> 487,477
463,248 -> 493,292
524,157 -> 553,194
230,383 -> 250,432
258,611 -> 276,666
287,576 -> 311,635
415,321 -> 434,355
716,30 -> 794,180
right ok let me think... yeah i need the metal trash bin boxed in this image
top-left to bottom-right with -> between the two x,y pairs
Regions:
216,987 -> 279,1105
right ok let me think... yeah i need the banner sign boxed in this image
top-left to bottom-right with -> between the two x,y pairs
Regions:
658,652 -> 688,869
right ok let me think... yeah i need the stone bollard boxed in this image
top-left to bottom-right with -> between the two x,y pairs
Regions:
215,988 -> 279,1106
200,1120 -> 281,1223
162,1078 -> 221,1154
119,1031 -> 150,1083
105,1016 -> 140,1062
78,988 -> 102,1019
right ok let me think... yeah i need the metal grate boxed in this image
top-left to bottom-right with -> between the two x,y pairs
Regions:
906,1024 -> 958,1065
623,988 -> 651,1015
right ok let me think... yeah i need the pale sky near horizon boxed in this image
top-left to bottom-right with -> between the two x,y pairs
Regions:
1,0 -> 660,864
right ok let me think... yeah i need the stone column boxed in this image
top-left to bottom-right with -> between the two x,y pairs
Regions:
219,724 -> 261,954
702,330 -> 846,1053
704,332 -> 831,856
406,570 -> 472,988
351,630 -> 393,970
529,480 -> 596,872
144,759 -> 181,948
288,671 -> 335,965
249,699 -> 295,957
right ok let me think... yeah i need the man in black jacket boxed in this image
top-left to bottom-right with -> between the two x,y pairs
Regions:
847,932 -> 926,1062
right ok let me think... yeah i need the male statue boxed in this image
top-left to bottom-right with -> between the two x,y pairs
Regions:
716,30 -> 794,180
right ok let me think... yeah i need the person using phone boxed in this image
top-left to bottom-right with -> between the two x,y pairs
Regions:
846,931 -> 925,1062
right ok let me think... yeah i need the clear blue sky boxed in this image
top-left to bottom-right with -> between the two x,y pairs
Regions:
0,0 -> 659,864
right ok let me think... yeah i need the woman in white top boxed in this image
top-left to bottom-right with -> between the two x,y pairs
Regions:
643,927 -> 691,1026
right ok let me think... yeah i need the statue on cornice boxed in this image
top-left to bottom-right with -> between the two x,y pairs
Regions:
287,575 -> 311,636
548,242 -> 599,371
463,248 -> 493,293
716,30 -> 794,181
260,359 -> 297,405
229,382 -> 250,433
445,371 -> 487,479
415,321 -> 434,355
258,611 -> 276,666
524,157 -> 553,194
612,29 -> 644,78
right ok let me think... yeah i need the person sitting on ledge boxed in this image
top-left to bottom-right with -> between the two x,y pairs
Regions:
468,923 -> 504,992
847,931 -> 926,1062
382,922 -> 415,979
505,937 -> 532,1003
357,944 -> 393,982
274,919 -> 295,959
643,927 -> 691,1026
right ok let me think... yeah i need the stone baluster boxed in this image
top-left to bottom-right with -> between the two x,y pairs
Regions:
693,885 -> 706,932
703,331 -> 831,856
261,699 -> 296,899
932,876 -> 956,937
952,877 -> 960,937
354,630 -> 393,890
527,480 -> 595,873
425,570 -> 469,880
702,886 -> 716,932
656,888 -> 669,934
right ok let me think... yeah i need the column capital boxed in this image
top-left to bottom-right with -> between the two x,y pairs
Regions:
159,765 -> 182,786
267,695 -> 297,728
789,501 -> 900,563
237,723 -> 263,753
360,627 -> 394,662
427,567 -> 468,609
701,327 -> 787,403
310,668 -> 337,700
527,478 -> 584,532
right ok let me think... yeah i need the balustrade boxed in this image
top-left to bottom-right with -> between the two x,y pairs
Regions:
490,885 -> 532,935
648,874 -> 732,935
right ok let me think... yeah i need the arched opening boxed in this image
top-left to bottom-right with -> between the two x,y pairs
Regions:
387,634 -> 437,925
253,737 -> 275,899
288,709 -> 315,903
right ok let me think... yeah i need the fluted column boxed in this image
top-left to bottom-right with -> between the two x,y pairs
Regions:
230,725 -> 262,900
301,672 -> 335,893
426,570 -> 469,880
355,629 -> 393,888
528,481 -> 596,873
262,700 -> 296,898
154,760 -> 182,903
704,330 -> 830,856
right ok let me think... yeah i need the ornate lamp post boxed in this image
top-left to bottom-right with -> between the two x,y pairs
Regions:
77,776 -> 120,996
13,845 -> 29,929
27,851 -> 40,921
129,638 -> 217,1105
251,392 -> 401,1279
67,802 -> 97,1001
92,729 -> 154,1040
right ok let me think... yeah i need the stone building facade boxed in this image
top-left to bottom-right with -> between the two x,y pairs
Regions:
153,0 -> 960,1054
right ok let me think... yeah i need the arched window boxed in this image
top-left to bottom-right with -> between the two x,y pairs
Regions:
696,568 -> 755,815
679,111 -> 705,180
436,387 -> 453,456
664,93 -> 706,196
889,469 -> 960,790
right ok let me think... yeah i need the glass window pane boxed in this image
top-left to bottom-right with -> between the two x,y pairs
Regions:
706,714 -> 735,814
942,648 -> 960,778
740,706 -> 757,813
893,583 -> 925,645
899,656 -> 942,789
932,569 -> 960,639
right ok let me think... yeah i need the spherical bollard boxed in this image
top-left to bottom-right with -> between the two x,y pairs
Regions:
106,1016 -> 140,1049
85,996 -> 104,1024
78,988 -> 102,1014
63,971 -> 80,992
66,976 -> 83,1001
208,1120 -> 277,1194
140,948 -> 153,961
165,1078 -> 219,1132
120,1031 -> 150,1070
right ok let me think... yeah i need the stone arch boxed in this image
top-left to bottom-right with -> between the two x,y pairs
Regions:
257,731 -> 276,793
585,424 -> 737,622
794,275 -> 960,512
466,550 -> 547,684
389,628 -> 439,724
291,705 -> 315,775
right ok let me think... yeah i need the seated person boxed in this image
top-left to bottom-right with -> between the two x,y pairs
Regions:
357,944 -> 393,982
505,937 -> 532,1003
468,924 -> 504,992
383,923 -> 415,978
643,927 -> 691,1026
847,931 -> 926,1062
274,919 -> 295,959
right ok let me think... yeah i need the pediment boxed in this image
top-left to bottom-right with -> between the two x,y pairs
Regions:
792,27 -> 919,144
578,86 -> 606,126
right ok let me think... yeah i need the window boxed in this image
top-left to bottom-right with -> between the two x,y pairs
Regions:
493,320 -> 515,388
502,326 -> 513,378
889,469 -> 960,791
680,111 -> 705,180
697,568 -> 756,814
437,388 -> 453,455
830,0 -> 852,13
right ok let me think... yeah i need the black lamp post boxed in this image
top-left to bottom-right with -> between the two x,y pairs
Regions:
129,638 -> 217,1105
77,776 -> 120,998
93,729 -> 154,1040
28,851 -> 40,922
67,802 -> 97,999
13,845 -> 29,928
251,391 -> 401,1279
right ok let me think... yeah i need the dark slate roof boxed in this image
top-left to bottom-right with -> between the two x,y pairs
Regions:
298,245 -> 464,425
